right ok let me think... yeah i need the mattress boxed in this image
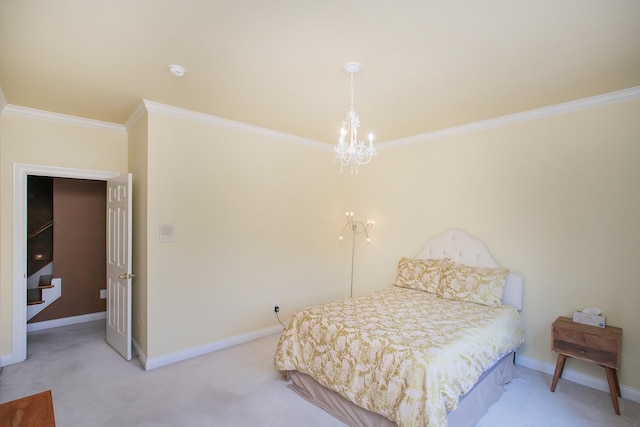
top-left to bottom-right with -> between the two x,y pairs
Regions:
274,285 -> 525,427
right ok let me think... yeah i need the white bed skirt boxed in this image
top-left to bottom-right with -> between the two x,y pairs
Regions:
286,352 -> 516,427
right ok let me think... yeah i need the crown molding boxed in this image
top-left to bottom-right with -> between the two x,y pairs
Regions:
124,100 -> 148,131
3,85 -> 638,148
139,100 -> 330,150
378,85 -> 640,149
1,104 -> 126,133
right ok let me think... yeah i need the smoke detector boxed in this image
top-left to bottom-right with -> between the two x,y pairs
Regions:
168,64 -> 186,78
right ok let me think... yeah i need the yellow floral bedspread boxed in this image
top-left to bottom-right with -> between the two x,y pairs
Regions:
274,285 -> 525,427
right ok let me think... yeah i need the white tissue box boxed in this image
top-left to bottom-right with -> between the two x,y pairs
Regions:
572,311 -> 606,328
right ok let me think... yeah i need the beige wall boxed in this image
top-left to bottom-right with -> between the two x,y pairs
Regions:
2,95 -> 638,394
142,112 -> 349,359
0,113 -> 127,359
350,98 -> 640,390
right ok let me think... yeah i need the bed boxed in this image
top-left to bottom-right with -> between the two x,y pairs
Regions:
274,229 -> 525,427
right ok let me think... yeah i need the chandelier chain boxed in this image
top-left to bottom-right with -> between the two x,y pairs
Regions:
349,72 -> 355,112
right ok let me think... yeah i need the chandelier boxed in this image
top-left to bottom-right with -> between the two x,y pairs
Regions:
334,62 -> 376,174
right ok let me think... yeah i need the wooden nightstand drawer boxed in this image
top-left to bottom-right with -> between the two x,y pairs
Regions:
552,339 -> 618,367
553,327 -> 618,353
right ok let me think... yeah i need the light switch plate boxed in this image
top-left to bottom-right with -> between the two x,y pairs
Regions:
159,223 -> 174,243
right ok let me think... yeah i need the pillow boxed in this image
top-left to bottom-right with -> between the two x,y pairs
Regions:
438,262 -> 509,307
394,257 -> 449,294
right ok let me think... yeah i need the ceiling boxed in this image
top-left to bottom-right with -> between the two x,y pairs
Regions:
1,0 -> 639,144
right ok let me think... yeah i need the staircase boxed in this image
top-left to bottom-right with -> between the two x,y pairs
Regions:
27,188 -> 62,321
26,264 -> 62,321
27,274 -> 54,305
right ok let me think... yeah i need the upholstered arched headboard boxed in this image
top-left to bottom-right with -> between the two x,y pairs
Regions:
415,229 -> 500,268
415,229 -> 524,310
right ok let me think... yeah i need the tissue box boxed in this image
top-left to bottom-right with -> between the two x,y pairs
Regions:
572,311 -> 606,328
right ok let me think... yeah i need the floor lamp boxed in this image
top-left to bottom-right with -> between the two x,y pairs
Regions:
339,212 -> 374,297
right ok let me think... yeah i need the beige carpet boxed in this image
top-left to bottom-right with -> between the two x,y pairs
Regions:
1,320 -> 639,427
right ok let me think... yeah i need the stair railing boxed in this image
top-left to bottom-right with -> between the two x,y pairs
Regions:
28,219 -> 54,240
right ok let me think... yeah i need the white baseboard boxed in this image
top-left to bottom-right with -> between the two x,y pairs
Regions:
132,337 -> 147,368
0,353 -> 13,367
9,318 -> 640,405
26,311 -> 106,333
515,354 -> 640,403
143,324 -> 283,371
0,312 -> 107,367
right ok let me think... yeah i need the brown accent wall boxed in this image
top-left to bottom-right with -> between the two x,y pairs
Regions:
29,178 -> 106,322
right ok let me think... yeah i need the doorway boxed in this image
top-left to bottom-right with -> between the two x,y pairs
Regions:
12,164 -> 120,364
26,176 -> 107,327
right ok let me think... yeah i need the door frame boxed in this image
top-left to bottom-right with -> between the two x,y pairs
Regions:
12,163 -> 120,364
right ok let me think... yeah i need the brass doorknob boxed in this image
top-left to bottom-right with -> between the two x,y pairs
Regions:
118,273 -> 135,280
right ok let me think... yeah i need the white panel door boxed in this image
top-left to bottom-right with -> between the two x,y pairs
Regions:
106,173 -> 133,360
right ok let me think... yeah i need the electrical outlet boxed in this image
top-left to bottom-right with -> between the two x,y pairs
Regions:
273,300 -> 280,313
136,318 -> 140,325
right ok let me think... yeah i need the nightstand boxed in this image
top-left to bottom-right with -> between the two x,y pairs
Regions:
550,316 -> 623,415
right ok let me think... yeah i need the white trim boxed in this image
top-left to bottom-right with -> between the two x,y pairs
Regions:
516,354 -> 640,404
141,100 -> 330,150
124,100 -> 148,131
15,163 -> 121,180
379,85 -> 640,149
132,337 -> 146,368
26,311 -> 106,333
4,85 -> 638,150
2,104 -> 126,133
0,353 -> 14,367
0,86 -> 7,113
143,325 -> 283,371
11,164 -> 120,366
